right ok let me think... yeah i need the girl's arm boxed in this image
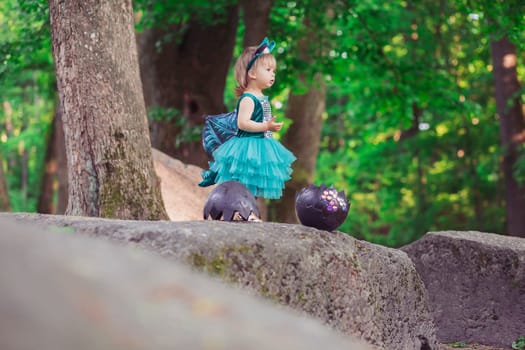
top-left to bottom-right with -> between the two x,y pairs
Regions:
237,98 -> 282,132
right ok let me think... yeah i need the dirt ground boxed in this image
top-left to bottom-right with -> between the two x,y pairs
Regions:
152,149 -> 214,221
153,149 -> 268,221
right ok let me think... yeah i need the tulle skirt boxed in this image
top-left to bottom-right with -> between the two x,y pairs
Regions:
209,136 -> 296,199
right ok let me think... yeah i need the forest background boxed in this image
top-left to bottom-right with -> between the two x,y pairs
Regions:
0,0 -> 524,247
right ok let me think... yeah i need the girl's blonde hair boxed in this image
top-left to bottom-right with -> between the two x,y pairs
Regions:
234,46 -> 276,97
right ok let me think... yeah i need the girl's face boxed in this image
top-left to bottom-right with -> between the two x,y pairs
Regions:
252,60 -> 276,89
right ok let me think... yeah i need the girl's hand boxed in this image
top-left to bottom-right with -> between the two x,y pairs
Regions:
266,117 -> 283,132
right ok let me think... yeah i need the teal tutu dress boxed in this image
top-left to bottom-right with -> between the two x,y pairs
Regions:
200,93 -> 296,199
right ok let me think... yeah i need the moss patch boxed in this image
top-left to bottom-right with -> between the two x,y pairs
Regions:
99,145 -> 167,220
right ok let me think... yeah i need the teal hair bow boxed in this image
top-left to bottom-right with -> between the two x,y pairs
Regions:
246,37 -> 276,72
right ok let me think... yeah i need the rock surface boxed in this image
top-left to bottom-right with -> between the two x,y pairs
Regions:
402,231 -> 525,348
1,213 -> 438,350
0,216 -> 371,350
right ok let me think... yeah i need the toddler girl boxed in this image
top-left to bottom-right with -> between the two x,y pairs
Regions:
199,37 -> 295,199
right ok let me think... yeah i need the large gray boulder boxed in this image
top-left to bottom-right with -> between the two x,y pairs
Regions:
0,216 -> 371,350
402,231 -> 525,347
1,213 -> 438,350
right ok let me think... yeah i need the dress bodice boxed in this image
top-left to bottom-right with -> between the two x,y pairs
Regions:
236,93 -> 272,138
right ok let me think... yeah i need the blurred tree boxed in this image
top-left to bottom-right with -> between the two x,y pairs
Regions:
240,0 -> 273,47
491,37 -> 525,237
0,152 -> 10,211
274,73 -> 325,224
37,101 -> 68,214
37,108 -> 58,214
49,0 -> 168,219
136,1 -> 239,168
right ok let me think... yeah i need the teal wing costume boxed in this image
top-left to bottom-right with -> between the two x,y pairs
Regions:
201,110 -> 238,158
199,93 -> 296,199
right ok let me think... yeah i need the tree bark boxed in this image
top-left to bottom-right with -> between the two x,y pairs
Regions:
491,37 -> 525,237
0,152 -> 10,211
241,0 -> 274,47
138,6 -> 239,168
273,74 -> 326,223
49,0 -> 168,220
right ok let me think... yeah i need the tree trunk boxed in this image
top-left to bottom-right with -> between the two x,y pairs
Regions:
241,0 -> 273,46
37,112 -> 58,214
37,101 -> 68,214
49,0 -> 168,220
138,6 -> 239,168
0,152 -> 10,211
272,74 -> 326,223
490,37 -> 525,237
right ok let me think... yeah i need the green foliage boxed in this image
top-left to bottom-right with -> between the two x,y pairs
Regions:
514,144 -> 525,186
147,106 -> 202,148
513,336 -> 525,350
0,0 -> 54,212
147,106 -> 181,122
447,342 -> 466,348
133,0 -> 240,58
305,0 -> 518,246
0,0 -> 50,81
134,0 -> 237,30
